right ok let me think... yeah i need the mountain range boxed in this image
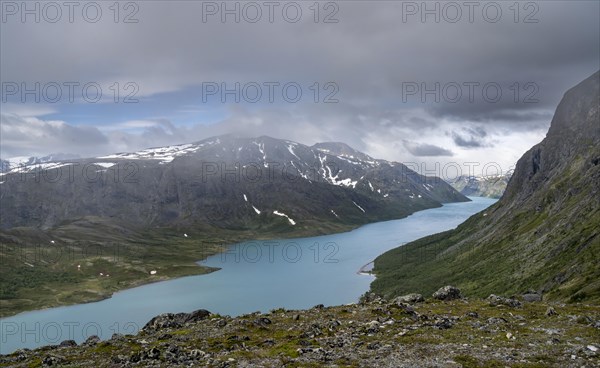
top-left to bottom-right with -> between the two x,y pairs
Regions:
0,136 -> 467,232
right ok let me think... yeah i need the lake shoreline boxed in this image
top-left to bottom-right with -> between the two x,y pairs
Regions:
357,261 -> 375,276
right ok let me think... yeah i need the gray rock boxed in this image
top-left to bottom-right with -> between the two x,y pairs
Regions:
487,317 -> 508,324
189,349 -> 207,359
58,340 -> 77,348
83,335 -> 100,346
262,339 -> 276,347
111,355 -> 127,364
129,352 -> 141,363
396,303 -> 416,316
434,318 -> 455,329
367,342 -> 381,350
432,286 -> 462,301
255,317 -> 272,327
145,347 -> 161,360
42,355 -> 64,366
488,294 -> 522,308
328,320 -> 342,328
143,309 -> 210,331
392,293 -> 424,304
110,333 -> 125,342
522,293 -> 542,302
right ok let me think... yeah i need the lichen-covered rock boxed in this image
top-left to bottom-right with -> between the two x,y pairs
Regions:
522,292 -> 542,302
393,293 -> 424,304
432,286 -> 462,301
58,340 -> 77,348
142,309 -> 210,331
82,335 -> 100,346
488,294 -> 522,308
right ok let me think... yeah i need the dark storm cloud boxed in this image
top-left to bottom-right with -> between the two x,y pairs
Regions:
450,127 -> 488,148
403,141 -> 454,157
452,133 -> 484,148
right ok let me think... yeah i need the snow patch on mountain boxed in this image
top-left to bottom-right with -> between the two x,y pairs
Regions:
99,143 -> 205,163
287,144 -> 300,160
253,142 -> 268,167
273,210 -> 296,225
352,201 -> 366,213
323,165 -> 358,188
93,162 -> 116,168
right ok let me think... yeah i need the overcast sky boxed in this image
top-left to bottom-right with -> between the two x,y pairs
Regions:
1,0 -> 598,176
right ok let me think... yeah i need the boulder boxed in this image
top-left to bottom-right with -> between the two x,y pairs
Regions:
522,292 -> 542,302
432,286 -> 462,301
392,293 -> 424,304
42,355 -> 64,366
434,317 -> 455,329
143,309 -> 210,331
83,335 -> 100,346
255,317 -> 272,327
58,340 -> 77,348
488,294 -> 522,308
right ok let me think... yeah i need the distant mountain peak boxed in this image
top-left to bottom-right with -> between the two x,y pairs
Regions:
446,172 -> 513,199
0,153 -> 81,173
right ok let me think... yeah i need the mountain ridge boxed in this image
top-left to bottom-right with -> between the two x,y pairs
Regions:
0,135 -> 468,231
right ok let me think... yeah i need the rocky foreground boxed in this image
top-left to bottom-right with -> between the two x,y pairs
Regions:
2,287 -> 599,368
